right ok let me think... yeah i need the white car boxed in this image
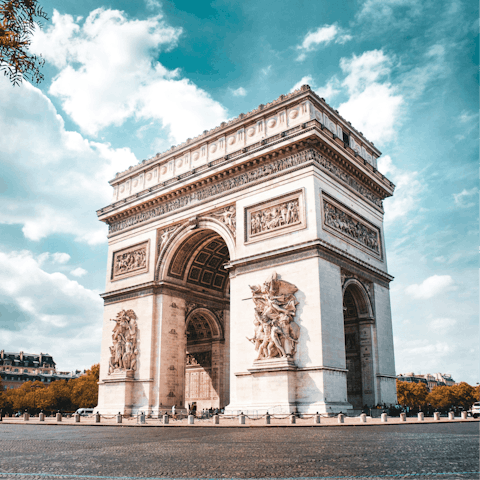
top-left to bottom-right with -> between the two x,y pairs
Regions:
470,402 -> 480,418
75,408 -> 94,416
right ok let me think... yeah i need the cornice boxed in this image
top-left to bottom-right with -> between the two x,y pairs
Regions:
225,238 -> 394,285
109,85 -> 382,185
99,123 -> 394,233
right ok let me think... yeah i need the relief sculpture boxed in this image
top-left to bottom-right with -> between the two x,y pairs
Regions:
247,272 -> 300,360
186,351 -> 212,367
251,199 -> 300,236
108,309 -> 138,374
323,200 -> 380,254
114,247 -> 146,276
211,205 -> 236,237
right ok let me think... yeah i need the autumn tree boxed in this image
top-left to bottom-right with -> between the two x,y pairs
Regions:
70,364 -> 99,409
0,0 -> 48,85
426,385 -> 454,410
396,381 -> 428,408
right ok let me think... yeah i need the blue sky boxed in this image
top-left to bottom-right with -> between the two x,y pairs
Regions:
0,0 -> 478,384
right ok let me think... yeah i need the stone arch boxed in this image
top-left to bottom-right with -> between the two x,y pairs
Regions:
342,278 -> 374,319
185,307 -> 223,341
155,217 -> 235,283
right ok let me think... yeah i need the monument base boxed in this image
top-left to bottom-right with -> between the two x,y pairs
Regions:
225,359 -> 354,415
95,370 -> 135,416
225,358 -> 298,414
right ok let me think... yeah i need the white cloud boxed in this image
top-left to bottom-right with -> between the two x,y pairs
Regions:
296,24 -> 352,61
38,252 -> 71,265
290,76 -> 314,93
453,187 -> 478,209
429,317 -> 456,330
0,80 -> 136,243
337,50 -> 403,144
405,275 -> 455,299
377,155 -> 423,223
31,8 -> 227,144
0,249 -> 102,370
459,110 -> 479,124
315,77 -> 341,101
70,267 -> 88,277
231,87 -> 247,97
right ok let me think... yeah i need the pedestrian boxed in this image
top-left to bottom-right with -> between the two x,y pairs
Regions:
172,405 -> 176,416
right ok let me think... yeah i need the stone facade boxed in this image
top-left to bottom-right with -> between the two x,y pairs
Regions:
95,85 -> 397,415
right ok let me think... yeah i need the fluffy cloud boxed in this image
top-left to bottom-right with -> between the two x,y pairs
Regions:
31,8 -> 227,144
0,249 -> 102,370
296,24 -> 352,61
0,79 -> 136,244
290,76 -> 314,92
453,187 -> 478,209
38,252 -> 71,265
231,87 -> 247,97
70,267 -> 88,277
405,275 -> 455,299
377,155 -> 423,223
337,50 -> 403,144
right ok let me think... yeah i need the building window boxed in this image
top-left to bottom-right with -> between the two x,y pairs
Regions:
14,368 -> 18,372
24,369 -> 28,373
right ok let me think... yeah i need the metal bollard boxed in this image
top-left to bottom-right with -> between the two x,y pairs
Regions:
56,412 -> 62,422
265,414 -> 271,425
188,414 -> 194,425
461,411 -> 468,420
314,413 -> 321,424
95,412 -> 101,423
418,412 -> 424,422
23,412 -> 30,421
239,413 -> 245,425
360,413 -> 367,423
448,411 -> 455,420
289,413 -> 296,424
381,413 -> 388,423
213,415 -> 219,425
434,412 -> 440,421
338,413 -> 345,424
116,413 -> 122,424
74,413 -> 80,423
39,412 -> 45,422
163,414 -> 169,425
400,413 -> 406,422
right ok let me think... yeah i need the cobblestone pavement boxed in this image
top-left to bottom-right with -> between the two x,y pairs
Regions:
0,423 -> 478,480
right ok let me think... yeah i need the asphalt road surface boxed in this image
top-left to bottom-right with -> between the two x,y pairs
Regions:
0,423 -> 478,479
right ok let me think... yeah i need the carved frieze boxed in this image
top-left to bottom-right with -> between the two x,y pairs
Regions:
111,241 -> 149,280
322,196 -> 381,258
247,272 -> 300,360
245,190 -> 305,243
108,149 -> 383,234
108,309 -> 138,375
158,224 -> 181,254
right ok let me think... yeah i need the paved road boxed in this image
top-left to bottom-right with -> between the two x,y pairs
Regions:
0,423 -> 478,479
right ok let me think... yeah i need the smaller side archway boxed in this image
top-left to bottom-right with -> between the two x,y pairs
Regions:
184,308 -> 225,413
343,279 -> 376,409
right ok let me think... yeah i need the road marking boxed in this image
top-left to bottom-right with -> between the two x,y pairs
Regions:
0,472 -> 479,479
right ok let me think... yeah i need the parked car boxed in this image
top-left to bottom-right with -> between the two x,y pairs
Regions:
75,408 -> 94,416
469,402 -> 480,418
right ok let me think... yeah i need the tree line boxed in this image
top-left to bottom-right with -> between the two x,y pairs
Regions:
397,380 -> 479,412
0,364 -> 99,415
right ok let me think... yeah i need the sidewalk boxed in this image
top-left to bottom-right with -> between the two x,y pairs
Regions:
1,415 -> 478,427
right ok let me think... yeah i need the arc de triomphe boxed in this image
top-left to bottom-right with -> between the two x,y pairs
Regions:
95,85 -> 397,415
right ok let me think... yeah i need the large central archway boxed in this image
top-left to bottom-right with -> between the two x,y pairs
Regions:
157,220 -> 232,412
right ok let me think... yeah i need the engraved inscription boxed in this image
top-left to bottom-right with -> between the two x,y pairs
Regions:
323,199 -> 380,255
